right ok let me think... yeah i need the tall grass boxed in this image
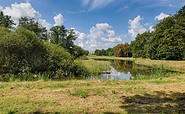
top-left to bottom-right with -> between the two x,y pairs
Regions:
79,60 -> 111,76
134,70 -> 182,80
0,72 -> 52,82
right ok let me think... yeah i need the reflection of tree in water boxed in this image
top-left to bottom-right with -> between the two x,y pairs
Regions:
111,60 -> 154,78
111,60 -> 133,74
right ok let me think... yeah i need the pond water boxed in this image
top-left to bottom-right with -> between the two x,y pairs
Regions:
86,59 -> 167,80
0,59 -> 176,81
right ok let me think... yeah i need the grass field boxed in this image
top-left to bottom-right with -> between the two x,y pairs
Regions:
0,56 -> 185,113
0,74 -> 185,113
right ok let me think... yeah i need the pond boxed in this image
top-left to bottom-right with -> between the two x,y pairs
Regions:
86,59 -> 174,80
0,59 -> 178,81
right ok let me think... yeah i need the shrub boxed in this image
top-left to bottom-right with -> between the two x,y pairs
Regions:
0,27 -> 89,79
0,27 -> 46,74
43,42 -> 74,77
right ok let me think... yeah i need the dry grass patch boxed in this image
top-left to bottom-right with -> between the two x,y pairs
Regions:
0,76 -> 185,113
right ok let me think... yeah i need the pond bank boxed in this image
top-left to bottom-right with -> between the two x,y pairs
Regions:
87,56 -> 185,72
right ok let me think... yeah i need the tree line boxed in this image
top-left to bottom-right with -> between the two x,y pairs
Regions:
95,6 -> 185,60
94,43 -> 132,57
131,6 -> 185,60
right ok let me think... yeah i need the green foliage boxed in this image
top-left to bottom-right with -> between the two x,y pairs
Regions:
50,25 -> 67,45
0,11 -> 14,28
81,60 -> 110,76
131,32 -> 151,58
73,46 -> 89,58
0,27 -> 46,74
0,26 -> 89,79
50,26 -> 87,58
70,61 -> 89,77
43,42 -> 74,77
18,17 -> 48,41
95,49 -> 106,56
94,48 -> 113,56
131,6 -> 185,60
134,71 -> 181,80
113,43 -> 132,57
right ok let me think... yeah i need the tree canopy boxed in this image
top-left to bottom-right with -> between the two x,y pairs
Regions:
18,17 -> 48,41
131,6 -> 185,60
0,11 -> 14,28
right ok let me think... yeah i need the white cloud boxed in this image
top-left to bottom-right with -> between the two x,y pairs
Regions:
149,26 -> 154,32
53,14 -> 64,26
155,12 -> 169,21
1,2 -> 52,30
2,2 -> 40,25
38,19 -> 52,31
128,15 -> 146,39
74,23 -> 122,51
82,0 -> 114,10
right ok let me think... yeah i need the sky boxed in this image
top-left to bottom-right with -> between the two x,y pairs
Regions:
0,0 -> 185,51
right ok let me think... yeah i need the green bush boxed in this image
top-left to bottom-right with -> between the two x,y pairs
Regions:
0,27 -> 89,79
0,27 -> 46,74
43,42 -> 74,77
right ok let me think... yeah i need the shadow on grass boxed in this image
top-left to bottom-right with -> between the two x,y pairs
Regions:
120,91 -> 185,113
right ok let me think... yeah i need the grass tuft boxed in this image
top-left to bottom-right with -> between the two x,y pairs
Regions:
69,89 -> 89,98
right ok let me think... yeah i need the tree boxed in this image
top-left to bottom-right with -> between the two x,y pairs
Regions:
50,25 -> 67,44
18,17 -> 48,41
62,29 -> 77,55
130,5 -> 185,60
113,43 -> 132,57
0,11 -> 14,28
50,26 -> 86,58
73,46 -> 89,58
106,48 -> 113,56
131,32 -> 151,58
156,26 -> 185,60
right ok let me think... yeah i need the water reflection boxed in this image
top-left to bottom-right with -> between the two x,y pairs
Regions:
101,66 -> 131,80
97,60 -> 156,80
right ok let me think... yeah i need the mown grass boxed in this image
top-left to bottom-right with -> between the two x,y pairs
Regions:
0,74 -> 185,113
0,72 -> 185,113
0,57 -> 185,113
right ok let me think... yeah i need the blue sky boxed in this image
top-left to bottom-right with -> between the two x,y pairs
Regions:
0,0 -> 185,51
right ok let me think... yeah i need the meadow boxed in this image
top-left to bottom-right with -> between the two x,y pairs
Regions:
0,57 -> 185,113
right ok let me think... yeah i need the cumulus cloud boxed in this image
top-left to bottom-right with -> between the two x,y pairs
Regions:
82,0 -> 114,10
2,2 -> 40,25
155,12 -> 169,21
128,15 -> 146,39
1,2 -> 52,30
53,14 -> 64,26
74,23 -> 122,51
